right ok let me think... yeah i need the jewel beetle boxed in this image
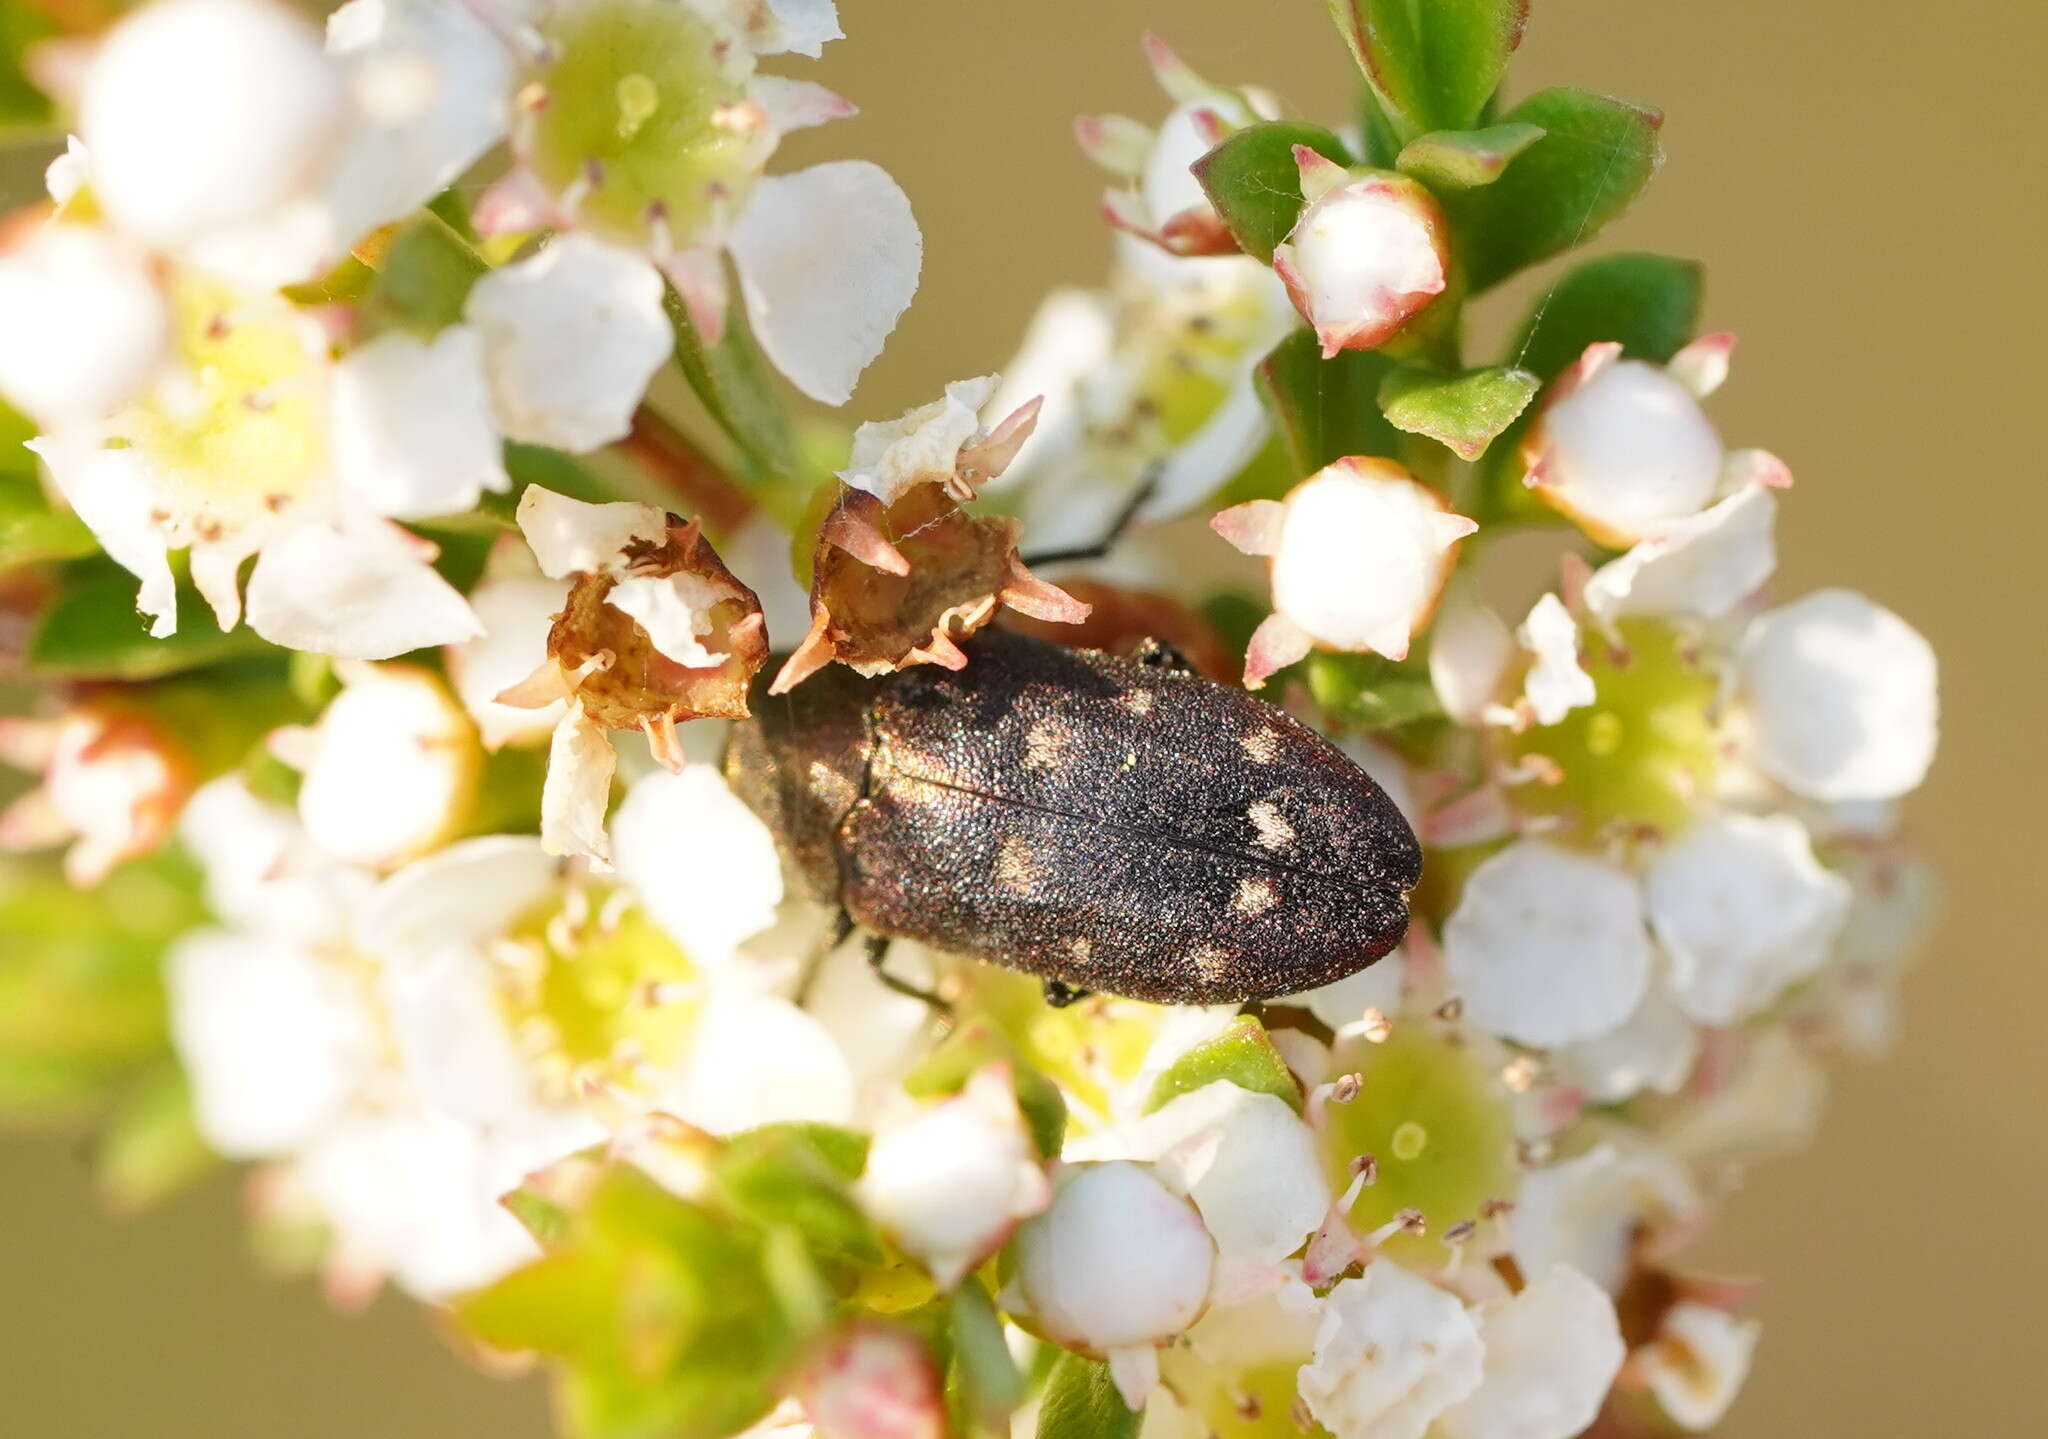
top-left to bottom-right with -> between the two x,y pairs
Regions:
724,625 -> 1420,1007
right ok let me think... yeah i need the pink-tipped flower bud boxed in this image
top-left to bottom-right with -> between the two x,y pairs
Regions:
1272,148 -> 1449,358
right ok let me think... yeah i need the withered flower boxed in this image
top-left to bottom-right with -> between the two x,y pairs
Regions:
503,485 -> 767,862
1000,577 -> 1236,683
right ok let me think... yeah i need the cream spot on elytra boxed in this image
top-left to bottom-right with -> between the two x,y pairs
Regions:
1248,800 -> 1296,850
1023,718 -> 1072,771
1118,689 -> 1157,716
1068,937 -> 1093,961
995,833 -> 1039,892
1241,726 -> 1282,764
1233,876 -> 1279,917
1189,946 -> 1232,980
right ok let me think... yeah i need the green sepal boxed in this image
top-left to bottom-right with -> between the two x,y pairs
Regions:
1145,1015 -> 1302,1114
905,1024 -> 1068,1162
25,562 -> 274,681
1468,252 -> 1702,519
1191,120 -> 1352,263
1305,650 -> 1444,731
1255,329 -> 1402,475
1323,0 -> 1530,140
1378,363 -> 1540,460
0,400 -> 96,566
666,285 -> 800,483
1447,88 -> 1665,293
1396,122 -> 1545,190
95,1063 -> 215,1212
1035,1352 -> 1139,1439
362,211 -> 487,336
711,1123 -> 881,1265
948,1280 -> 1028,1427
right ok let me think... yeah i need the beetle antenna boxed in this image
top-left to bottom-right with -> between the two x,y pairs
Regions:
1018,461 -> 1165,568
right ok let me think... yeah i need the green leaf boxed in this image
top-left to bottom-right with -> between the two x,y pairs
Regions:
1146,1015 -> 1302,1114
1191,120 -> 1352,263
1378,364 -> 1539,460
712,1125 -> 880,1265
364,211 -> 487,335
1255,329 -> 1402,475
96,1065 -> 215,1212
1324,0 -> 1530,139
1448,88 -> 1665,293
0,1 -> 57,128
0,473 -> 96,568
1396,121 -> 1545,190
948,1281 -> 1027,1425
1036,1353 -> 1138,1439
666,286 -> 799,482
25,563 -> 273,679
1507,250 -> 1704,379
1305,651 -> 1444,730
905,1025 -> 1068,1162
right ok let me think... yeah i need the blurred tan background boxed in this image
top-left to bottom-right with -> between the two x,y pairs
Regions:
6,0 -> 2045,1432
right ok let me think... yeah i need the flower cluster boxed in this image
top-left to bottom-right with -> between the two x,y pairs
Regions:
0,4 -> 1938,1439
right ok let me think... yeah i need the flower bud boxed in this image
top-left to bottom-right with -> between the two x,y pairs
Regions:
796,1323 -> 945,1439
295,664 -> 481,870
0,701 -> 197,887
1272,149 -> 1448,358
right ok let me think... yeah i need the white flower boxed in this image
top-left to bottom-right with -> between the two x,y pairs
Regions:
1656,1027 -> 1828,1174
1213,457 -> 1476,687
858,1065 -> 1049,1290
1435,1265 -> 1626,1439
292,663 -> 480,870
728,161 -> 923,405
81,0 -> 348,253
1014,1161 -> 1216,1405
795,1323 -> 943,1439
610,767 -> 784,965
1523,336 -> 1785,548
1516,593 -> 1594,725
1637,1302 -> 1760,1431
0,223 -> 170,429
1444,841 -> 1653,1047
1736,588 -> 1938,802
677,988 -> 855,1132
329,327 -> 509,520
1645,812 -> 1851,1025
0,704 -> 193,887
1583,484 -> 1778,625
1120,1081 -> 1331,1300
1429,588 -> 1514,726
1510,1141 -> 1698,1294
836,374 -> 1042,505
1272,150 -> 1447,358
1298,1261 -> 1484,1439
241,513 -> 486,657
445,544 -> 572,749
464,233 -> 673,451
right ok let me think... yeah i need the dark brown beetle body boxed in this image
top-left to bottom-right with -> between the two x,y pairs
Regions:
724,627 -> 1419,1005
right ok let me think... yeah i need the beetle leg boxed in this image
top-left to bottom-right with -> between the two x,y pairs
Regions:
1042,978 -> 1093,1008
1017,463 -> 1163,567
864,932 -> 952,1013
1129,636 -> 1196,674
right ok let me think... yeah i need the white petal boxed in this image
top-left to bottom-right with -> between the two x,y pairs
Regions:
984,287 -> 1115,488
1138,103 -> 1222,234
839,374 -> 1000,504
610,766 -> 783,961
1015,1161 -> 1215,1353
604,571 -> 734,667
28,437 -> 178,637
1535,359 -> 1723,544
245,519 -> 484,658
1444,841 -> 1653,1047
1656,1027 -> 1828,1173
858,1066 -> 1048,1289
1639,1303 -> 1760,1431
323,0 -> 515,235
1429,588 -> 1513,725
1299,1261 -> 1484,1439
1738,588 -> 1938,802
752,0 -> 841,56
0,225 -> 169,428
1123,1082 -> 1330,1297
1584,484 -> 1777,624
356,833 -> 557,957
331,326 -> 507,520
747,75 -> 853,133
447,570 -> 572,748
1295,949 -> 1406,1033
670,990 -> 854,1133
167,930 -> 378,1157
81,0 -> 347,249
465,234 -> 672,451
1645,812 -> 1851,1025
728,161 -> 921,405
540,706 -> 615,863
514,483 -> 668,579
297,664 -> 477,868
1550,979 -> 1699,1104
177,776 -> 369,940
1516,593 -> 1594,725
379,944 -> 538,1125
1435,1265 -> 1626,1439
1271,459 -> 1472,660
1511,1141 -> 1698,1294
